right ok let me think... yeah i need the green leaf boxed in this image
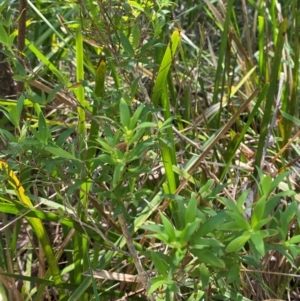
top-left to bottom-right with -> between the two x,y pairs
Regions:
95,154 -> 117,165
191,249 -> 225,268
226,231 -> 251,253
135,122 -> 157,129
0,24 -> 9,48
38,112 -> 51,144
221,221 -> 248,231
221,197 -> 240,214
226,212 -> 251,231
130,103 -> 145,129
185,194 -> 197,224
141,224 -> 164,233
250,231 -> 265,256
237,189 -> 251,212
159,139 -> 177,193
128,1 -> 145,12
26,91 -> 47,104
25,39 -> 66,83
112,163 -> 124,188
251,195 -> 267,228
130,76 -> 140,99
7,106 -> 19,128
270,170 -> 291,192
132,22 -> 140,49
260,174 -> 273,197
97,139 -> 117,154
151,29 -> 181,107
180,220 -> 201,245
151,252 -> 168,277
282,201 -> 297,223
149,276 -> 166,296
227,265 -> 240,285
160,213 -> 176,243
95,56 -> 106,98
287,235 -> 300,245
0,0 -> 10,14
200,263 -> 210,288
191,238 -> 224,249
119,31 -> 134,56
45,146 -> 79,161
120,98 -> 131,128
199,179 -> 214,194
252,217 -> 272,231
195,211 -> 227,237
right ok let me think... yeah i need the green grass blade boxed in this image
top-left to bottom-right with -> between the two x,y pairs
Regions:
151,29 -> 181,196
254,20 -> 287,170
151,29 -> 181,107
86,56 -> 106,162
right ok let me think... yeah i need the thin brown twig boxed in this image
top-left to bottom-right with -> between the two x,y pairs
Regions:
118,213 -> 155,301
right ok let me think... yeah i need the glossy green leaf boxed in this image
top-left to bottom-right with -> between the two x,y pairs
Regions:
130,103 -> 145,129
112,163 -> 124,188
195,211 -> 227,237
120,98 -> 131,129
260,174 -> 273,197
151,252 -> 168,277
251,196 -> 267,228
287,235 -> 300,245
252,217 -> 272,231
0,24 -> 9,48
185,194 -> 197,224
149,276 -> 166,296
226,231 -> 251,253
132,22 -> 140,49
151,29 -> 181,107
95,56 -> 106,98
250,231 -> 265,256
226,212 -> 251,231
38,111 -> 51,144
45,146 -> 79,161
191,249 -> 225,268
160,213 -> 176,242
25,38 -> 65,83
119,31 -> 134,56
227,264 -> 240,285
200,263 -> 209,288
237,189 -> 251,212
180,220 -> 201,245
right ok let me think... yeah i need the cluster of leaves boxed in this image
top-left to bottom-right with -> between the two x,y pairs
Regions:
0,0 -> 299,301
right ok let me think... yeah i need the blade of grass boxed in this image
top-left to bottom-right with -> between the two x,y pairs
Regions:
73,27 -> 89,301
86,56 -> 106,164
254,19 -> 287,171
151,29 -> 181,200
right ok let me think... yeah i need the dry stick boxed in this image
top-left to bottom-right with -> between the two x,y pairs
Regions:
118,214 -> 155,301
271,129 -> 300,164
260,72 -> 285,169
28,79 -> 78,108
